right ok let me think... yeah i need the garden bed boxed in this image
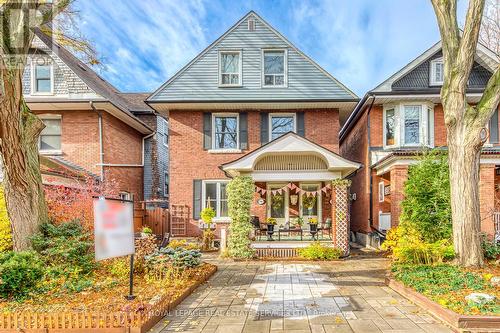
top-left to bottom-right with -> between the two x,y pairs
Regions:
387,264 -> 499,332
0,263 -> 217,332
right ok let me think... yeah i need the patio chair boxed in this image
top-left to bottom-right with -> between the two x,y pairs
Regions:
251,216 -> 266,240
319,218 -> 332,239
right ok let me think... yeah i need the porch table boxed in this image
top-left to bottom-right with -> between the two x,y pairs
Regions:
278,227 -> 303,241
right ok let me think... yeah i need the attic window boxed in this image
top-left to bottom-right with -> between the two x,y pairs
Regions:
248,18 -> 255,31
430,58 -> 444,86
32,62 -> 53,94
219,50 -> 242,87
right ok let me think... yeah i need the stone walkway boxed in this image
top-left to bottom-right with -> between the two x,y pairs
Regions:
150,252 -> 453,333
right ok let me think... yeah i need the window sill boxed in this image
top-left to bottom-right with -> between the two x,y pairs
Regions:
213,217 -> 231,223
218,84 -> 242,88
208,149 -> 242,154
40,150 -> 62,156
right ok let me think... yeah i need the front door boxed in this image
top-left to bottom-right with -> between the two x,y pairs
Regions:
300,183 -> 322,227
267,183 -> 289,227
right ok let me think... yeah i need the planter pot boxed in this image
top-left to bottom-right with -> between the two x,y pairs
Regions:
267,224 -> 275,241
309,223 -> 318,240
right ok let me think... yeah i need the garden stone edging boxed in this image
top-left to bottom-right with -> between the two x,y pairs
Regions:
386,277 -> 500,332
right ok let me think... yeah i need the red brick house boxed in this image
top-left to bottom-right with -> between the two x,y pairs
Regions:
339,41 -> 500,246
14,29 -> 170,206
147,11 -> 360,238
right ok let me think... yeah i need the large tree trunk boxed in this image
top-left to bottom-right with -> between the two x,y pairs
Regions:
447,124 -> 484,267
0,69 -> 47,251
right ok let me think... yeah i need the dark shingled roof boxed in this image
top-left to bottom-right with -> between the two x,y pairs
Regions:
118,93 -> 154,113
33,29 -> 153,130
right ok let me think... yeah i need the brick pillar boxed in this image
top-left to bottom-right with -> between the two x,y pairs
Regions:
389,165 -> 408,227
479,164 -> 496,237
332,180 -> 351,256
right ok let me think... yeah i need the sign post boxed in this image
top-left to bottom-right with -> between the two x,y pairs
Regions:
93,196 -> 135,300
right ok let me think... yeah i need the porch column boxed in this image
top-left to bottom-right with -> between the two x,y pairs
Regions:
331,180 -> 351,256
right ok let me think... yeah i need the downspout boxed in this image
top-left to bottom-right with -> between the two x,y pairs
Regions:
90,101 -> 104,182
365,94 -> 376,230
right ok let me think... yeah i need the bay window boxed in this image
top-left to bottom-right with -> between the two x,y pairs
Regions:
202,181 -> 228,219
383,102 -> 434,148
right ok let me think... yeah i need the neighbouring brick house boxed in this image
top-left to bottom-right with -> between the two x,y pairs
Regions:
339,41 -> 500,247
5,29 -> 170,206
147,11 -> 360,238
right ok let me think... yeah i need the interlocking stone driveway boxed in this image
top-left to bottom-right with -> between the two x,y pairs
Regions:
150,252 -> 454,333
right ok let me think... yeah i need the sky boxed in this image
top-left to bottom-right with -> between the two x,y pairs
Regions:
74,0 -> 469,97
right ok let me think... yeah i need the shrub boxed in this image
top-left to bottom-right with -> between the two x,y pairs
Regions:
400,150 -> 451,242
226,176 -> 255,259
141,226 -> 153,235
145,246 -> 202,280
0,251 -> 44,298
0,188 -> 12,252
481,239 -> 500,260
30,221 -> 95,275
168,239 -> 200,250
200,207 -> 215,225
134,234 -> 158,273
298,242 -> 342,260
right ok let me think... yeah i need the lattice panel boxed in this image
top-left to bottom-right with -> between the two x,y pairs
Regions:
334,184 -> 350,256
170,204 -> 190,236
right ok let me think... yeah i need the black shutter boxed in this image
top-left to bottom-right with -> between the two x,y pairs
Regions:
297,112 -> 305,137
203,113 -> 212,150
239,112 -> 248,150
490,109 -> 499,144
260,112 -> 269,145
193,180 -> 202,219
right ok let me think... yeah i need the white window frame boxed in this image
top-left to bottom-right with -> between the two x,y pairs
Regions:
119,191 -> 133,201
430,57 -> 444,86
202,180 -> 230,221
211,113 -> 239,151
382,102 -> 434,149
269,112 -> 296,141
261,48 -> 288,88
31,59 -> 54,95
38,114 -> 62,154
218,50 -> 242,87
162,118 -> 168,147
164,172 -> 169,197
299,182 -> 322,223
378,182 -> 385,202
383,106 -> 398,149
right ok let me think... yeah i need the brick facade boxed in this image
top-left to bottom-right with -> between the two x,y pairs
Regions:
34,109 -> 145,205
169,109 -> 341,237
340,102 -> 500,242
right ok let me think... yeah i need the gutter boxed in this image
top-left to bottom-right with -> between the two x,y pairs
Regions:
91,101 -> 155,176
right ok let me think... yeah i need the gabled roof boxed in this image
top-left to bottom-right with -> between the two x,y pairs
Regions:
371,40 -> 498,94
30,29 -> 153,134
148,11 -> 357,104
221,132 -> 361,179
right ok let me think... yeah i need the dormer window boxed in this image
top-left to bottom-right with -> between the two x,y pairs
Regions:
430,58 -> 444,86
32,62 -> 53,94
262,49 -> 287,87
383,102 -> 434,148
219,50 -> 242,87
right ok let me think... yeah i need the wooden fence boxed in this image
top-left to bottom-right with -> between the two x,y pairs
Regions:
132,200 -> 170,236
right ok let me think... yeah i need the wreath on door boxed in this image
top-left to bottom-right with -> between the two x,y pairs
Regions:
302,195 -> 317,211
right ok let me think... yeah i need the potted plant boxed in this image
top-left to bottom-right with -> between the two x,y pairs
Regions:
266,217 -> 277,241
141,226 -> 153,238
295,217 -> 304,229
200,207 -> 216,250
308,217 -> 318,240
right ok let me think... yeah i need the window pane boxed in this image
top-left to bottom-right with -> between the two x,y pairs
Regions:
435,62 -> 443,82
427,107 -> 432,145
270,192 -> 285,218
205,183 -> 217,214
40,135 -> 61,150
221,53 -> 239,73
36,79 -> 51,92
220,183 -> 228,217
214,116 -> 237,149
302,185 -> 318,216
264,75 -> 273,85
404,105 -> 421,144
271,116 -> 294,140
385,109 -> 395,146
274,75 -> 284,86
41,119 -> 61,135
36,65 -> 50,79
264,51 -> 284,74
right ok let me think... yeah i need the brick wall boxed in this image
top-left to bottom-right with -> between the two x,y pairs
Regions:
169,109 -> 340,236
479,164 -> 496,236
389,165 -> 408,228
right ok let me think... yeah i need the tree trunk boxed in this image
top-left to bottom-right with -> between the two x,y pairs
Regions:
446,107 -> 484,267
0,70 -> 48,251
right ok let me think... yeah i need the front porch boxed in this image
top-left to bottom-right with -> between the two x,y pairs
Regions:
220,133 -> 361,257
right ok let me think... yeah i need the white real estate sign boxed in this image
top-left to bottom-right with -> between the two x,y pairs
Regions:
93,197 -> 135,261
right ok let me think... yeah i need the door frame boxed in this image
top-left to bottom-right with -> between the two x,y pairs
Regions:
266,183 -> 289,226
